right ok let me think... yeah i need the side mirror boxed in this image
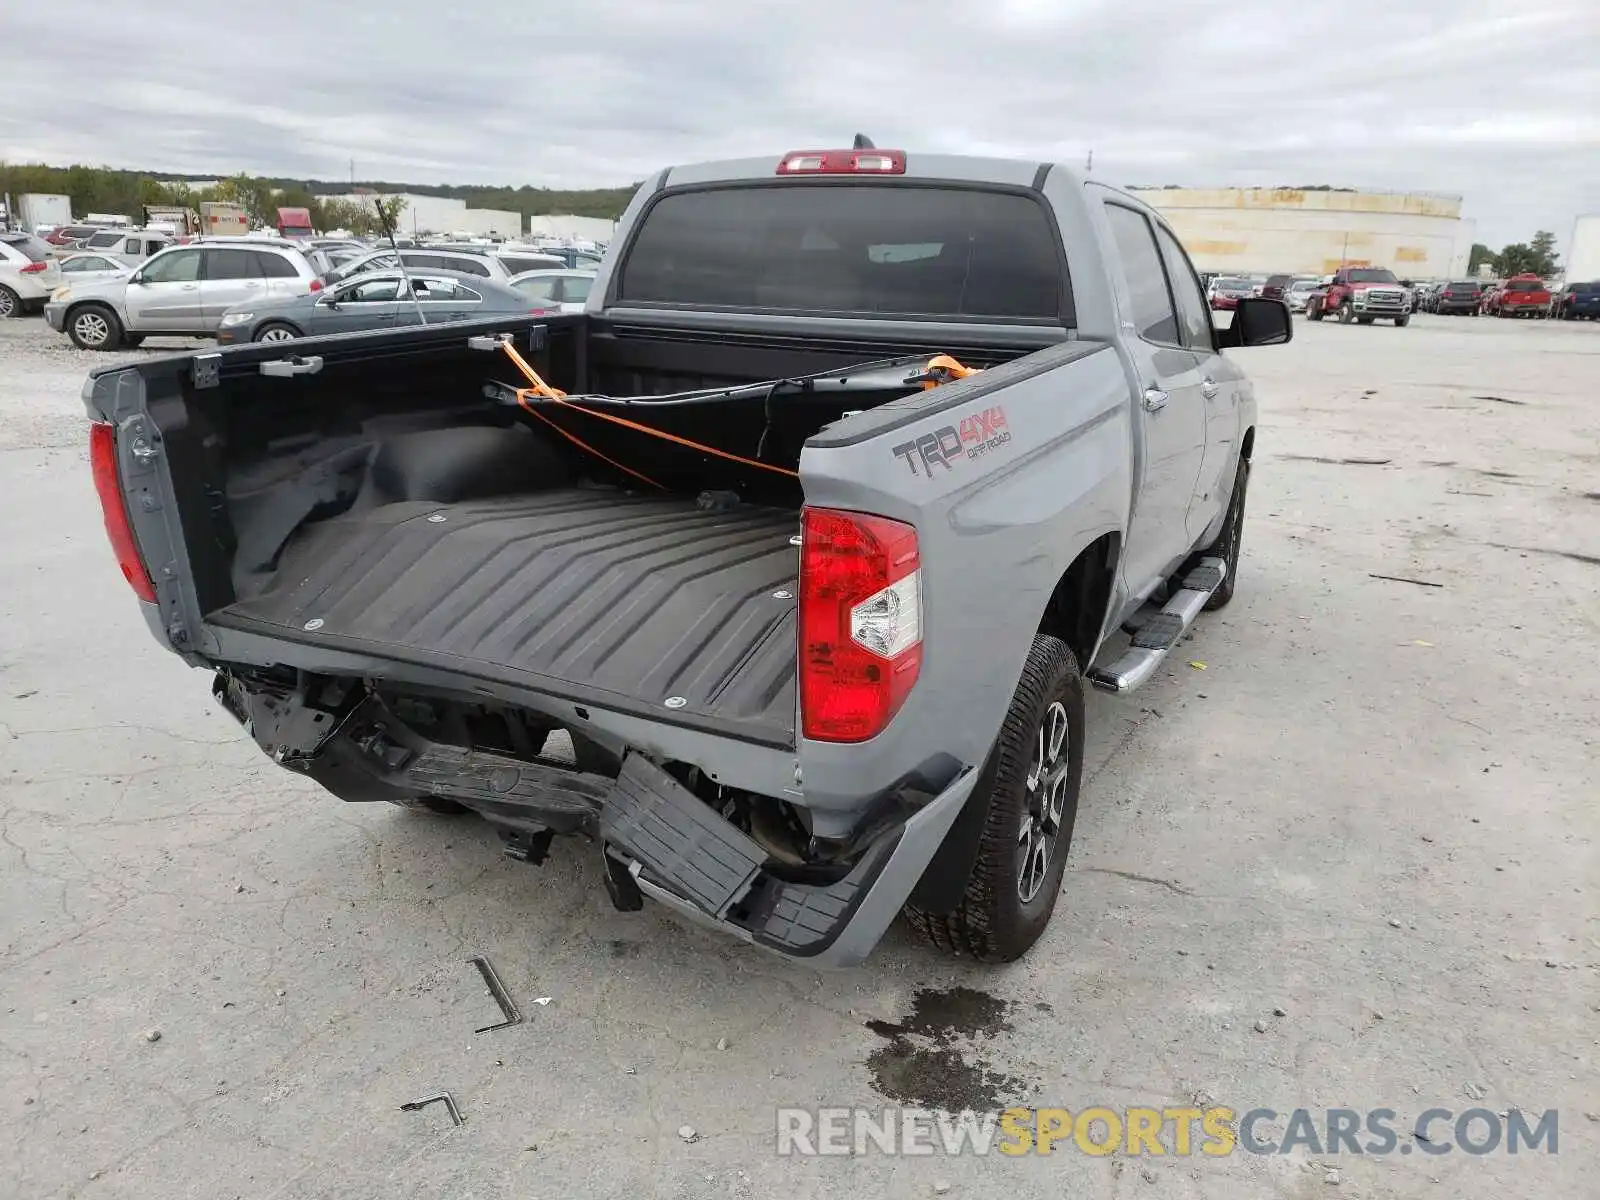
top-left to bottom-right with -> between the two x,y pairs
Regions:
1219,297 -> 1292,348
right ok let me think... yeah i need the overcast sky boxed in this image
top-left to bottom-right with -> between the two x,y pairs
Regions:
3,0 -> 1595,250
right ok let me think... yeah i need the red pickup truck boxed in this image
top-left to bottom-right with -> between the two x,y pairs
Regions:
1304,267 -> 1411,326
1489,274 -> 1550,318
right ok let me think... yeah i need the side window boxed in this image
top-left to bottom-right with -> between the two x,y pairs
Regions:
254,252 -> 299,279
455,284 -> 482,303
514,277 -> 558,301
140,249 -> 203,283
342,278 -> 403,302
124,237 -> 143,255
1153,225 -> 1213,351
561,276 -> 594,304
410,277 -> 453,301
1104,204 -> 1179,345
204,248 -> 259,280
450,257 -> 490,277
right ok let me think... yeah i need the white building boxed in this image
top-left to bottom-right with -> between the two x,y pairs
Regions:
1132,187 -> 1473,279
332,192 -> 467,236
1565,214 -> 1600,283
525,215 -> 616,245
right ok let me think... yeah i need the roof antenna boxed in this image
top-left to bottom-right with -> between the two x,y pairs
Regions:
852,133 -> 876,150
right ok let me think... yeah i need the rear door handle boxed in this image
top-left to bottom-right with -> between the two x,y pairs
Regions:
1202,377 -> 1219,400
1142,387 -> 1169,412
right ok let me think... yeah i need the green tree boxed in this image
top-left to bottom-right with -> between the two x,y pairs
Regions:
1528,230 -> 1559,276
1467,243 -> 1497,275
1496,243 -> 1537,277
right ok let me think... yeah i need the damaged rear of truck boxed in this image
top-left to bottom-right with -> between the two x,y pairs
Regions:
84,148 -> 1277,965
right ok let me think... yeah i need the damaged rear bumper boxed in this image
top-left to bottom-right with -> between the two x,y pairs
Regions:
217,674 -> 978,968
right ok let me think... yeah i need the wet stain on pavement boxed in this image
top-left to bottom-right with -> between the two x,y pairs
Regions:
865,986 -> 1030,1110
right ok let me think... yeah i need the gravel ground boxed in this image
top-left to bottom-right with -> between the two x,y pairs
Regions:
1,313 -> 1595,1199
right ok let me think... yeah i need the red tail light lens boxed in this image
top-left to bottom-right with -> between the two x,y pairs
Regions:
798,507 -> 922,742
21,261 -> 49,274
307,278 -> 323,292
89,423 -> 156,602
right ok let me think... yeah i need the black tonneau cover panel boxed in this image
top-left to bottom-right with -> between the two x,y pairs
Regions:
211,489 -> 800,746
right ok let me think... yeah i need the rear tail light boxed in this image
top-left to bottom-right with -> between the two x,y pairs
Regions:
20,262 -> 48,274
307,278 -> 323,292
89,423 -> 156,602
777,149 -> 906,175
798,507 -> 921,742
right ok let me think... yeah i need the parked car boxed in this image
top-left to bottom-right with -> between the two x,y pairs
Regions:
507,269 -> 596,313
1493,274 -> 1551,318
1304,267 -> 1411,325
1434,281 -> 1483,315
215,270 -> 543,344
54,252 -> 134,288
1553,281 -> 1600,320
327,248 -> 517,284
1260,273 -> 1294,301
1284,279 -> 1321,313
495,250 -> 569,275
75,228 -> 174,265
1206,276 -> 1254,310
45,239 -> 324,349
43,223 -> 108,250
0,231 -> 63,317
83,145 -> 1290,966
522,246 -> 604,271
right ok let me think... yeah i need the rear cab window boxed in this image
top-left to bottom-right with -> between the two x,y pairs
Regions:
617,183 -> 1066,321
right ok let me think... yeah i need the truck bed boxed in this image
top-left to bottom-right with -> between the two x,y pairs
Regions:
211,489 -> 801,746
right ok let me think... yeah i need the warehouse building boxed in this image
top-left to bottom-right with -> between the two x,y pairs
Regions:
330,193 -> 521,238
1134,187 -> 1476,279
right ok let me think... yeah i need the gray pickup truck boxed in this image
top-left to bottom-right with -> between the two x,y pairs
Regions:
85,145 -> 1289,966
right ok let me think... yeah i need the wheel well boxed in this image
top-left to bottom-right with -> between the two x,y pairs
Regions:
1038,532 -> 1120,669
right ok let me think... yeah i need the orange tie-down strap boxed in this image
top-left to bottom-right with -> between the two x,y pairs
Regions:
498,341 -> 981,483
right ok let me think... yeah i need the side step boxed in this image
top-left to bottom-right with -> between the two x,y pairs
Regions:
1088,558 -> 1226,693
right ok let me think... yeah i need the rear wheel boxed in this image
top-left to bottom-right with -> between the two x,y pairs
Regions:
904,634 -> 1084,963
1306,302 -> 1323,322
67,304 -> 122,350
0,285 -> 20,319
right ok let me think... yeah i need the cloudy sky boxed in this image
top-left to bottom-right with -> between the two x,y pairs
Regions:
4,0 -> 1595,250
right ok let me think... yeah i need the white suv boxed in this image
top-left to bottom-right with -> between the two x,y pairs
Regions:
0,232 -> 63,318
44,239 -> 323,350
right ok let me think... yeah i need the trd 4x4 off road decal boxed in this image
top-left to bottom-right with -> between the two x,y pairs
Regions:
890,405 -> 1012,477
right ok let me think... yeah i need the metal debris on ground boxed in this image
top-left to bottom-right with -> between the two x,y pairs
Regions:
1368,573 -> 1445,588
401,1089 -> 465,1127
468,954 -> 523,1033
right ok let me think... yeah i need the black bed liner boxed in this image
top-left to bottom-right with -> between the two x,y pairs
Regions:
211,489 -> 801,746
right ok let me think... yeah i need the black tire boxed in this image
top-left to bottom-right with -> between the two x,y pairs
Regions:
255,321 -> 299,344
0,285 -> 20,319
1357,316 -> 1375,325
67,303 -> 123,350
1394,316 -> 1410,327
122,333 -> 145,348
411,796 -> 471,815
904,634 -> 1084,963
1306,303 -> 1323,322
1338,302 -> 1355,324
1202,456 -> 1249,610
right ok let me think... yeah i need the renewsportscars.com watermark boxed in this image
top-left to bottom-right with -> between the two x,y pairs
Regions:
775,1106 -> 1560,1158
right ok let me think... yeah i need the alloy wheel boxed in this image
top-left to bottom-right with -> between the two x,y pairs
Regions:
73,311 -> 110,347
1017,700 -> 1071,903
